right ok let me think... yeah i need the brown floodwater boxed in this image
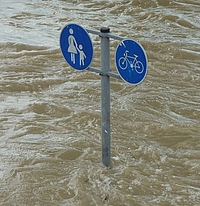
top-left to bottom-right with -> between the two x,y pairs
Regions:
0,0 -> 200,205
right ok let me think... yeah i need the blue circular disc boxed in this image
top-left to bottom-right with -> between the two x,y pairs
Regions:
115,39 -> 148,85
60,23 -> 93,70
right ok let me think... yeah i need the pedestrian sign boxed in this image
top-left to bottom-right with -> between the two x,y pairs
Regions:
60,23 -> 94,70
115,39 -> 148,85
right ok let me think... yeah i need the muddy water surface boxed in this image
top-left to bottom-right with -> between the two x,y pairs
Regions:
0,0 -> 200,205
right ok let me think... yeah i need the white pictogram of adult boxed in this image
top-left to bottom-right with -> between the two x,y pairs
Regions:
68,28 -> 78,64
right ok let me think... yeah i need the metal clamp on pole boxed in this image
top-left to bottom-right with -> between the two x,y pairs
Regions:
100,27 -> 111,167
87,66 -> 121,79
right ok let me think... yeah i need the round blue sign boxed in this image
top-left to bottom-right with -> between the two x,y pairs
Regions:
115,39 -> 148,85
60,23 -> 93,70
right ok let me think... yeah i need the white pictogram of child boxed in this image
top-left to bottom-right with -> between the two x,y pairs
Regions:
77,44 -> 86,66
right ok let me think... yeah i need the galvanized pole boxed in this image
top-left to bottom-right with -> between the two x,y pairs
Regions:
100,27 -> 111,167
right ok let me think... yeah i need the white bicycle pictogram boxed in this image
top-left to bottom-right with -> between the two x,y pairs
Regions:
118,50 -> 144,74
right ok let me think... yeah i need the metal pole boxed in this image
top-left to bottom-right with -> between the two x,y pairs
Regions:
100,27 -> 111,167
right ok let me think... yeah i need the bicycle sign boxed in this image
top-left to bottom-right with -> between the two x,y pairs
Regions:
115,39 -> 148,85
119,51 -> 144,74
